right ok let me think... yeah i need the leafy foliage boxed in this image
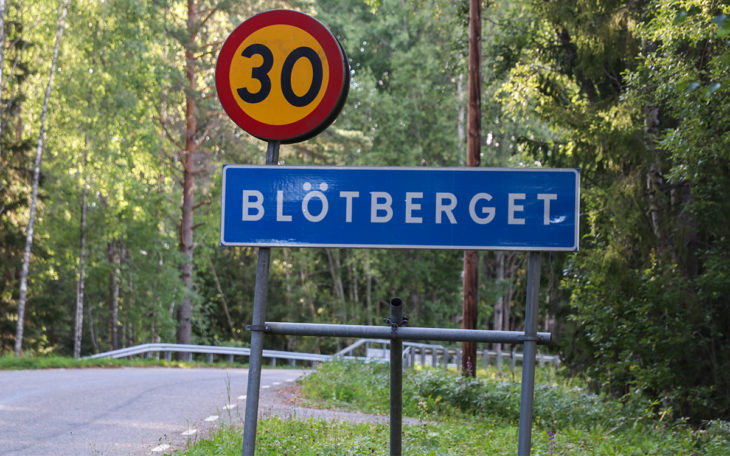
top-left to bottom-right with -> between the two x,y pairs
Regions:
176,360 -> 730,455
483,0 -> 730,421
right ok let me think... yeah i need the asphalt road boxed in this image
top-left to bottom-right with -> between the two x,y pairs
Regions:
0,367 -> 304,456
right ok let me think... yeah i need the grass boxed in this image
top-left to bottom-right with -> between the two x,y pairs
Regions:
172,359 -> 730,455
0,353 -> 250,370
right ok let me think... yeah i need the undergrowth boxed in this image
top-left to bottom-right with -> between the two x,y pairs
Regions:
173,359 -> 730,455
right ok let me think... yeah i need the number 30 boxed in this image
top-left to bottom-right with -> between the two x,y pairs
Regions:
237,44 -> 324,107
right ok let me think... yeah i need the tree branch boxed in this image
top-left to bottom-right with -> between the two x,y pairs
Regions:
193,199 -> 211,211
159,117 -> 184,152
194,120 -> 219,148
198,6 -> 220,30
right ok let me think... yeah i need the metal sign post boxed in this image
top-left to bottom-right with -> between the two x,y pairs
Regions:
214,10 -> 349,456
518,251 -> 541,455
385,298 -> 408,456
241,141 -> 279,456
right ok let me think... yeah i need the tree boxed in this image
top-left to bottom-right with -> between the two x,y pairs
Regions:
14,0 -> 69,356
158,0 -> 248,356
0,0 -> 6,155
0,0 -> 36,353
461,0 -> 481,378
485,0 -> 730,421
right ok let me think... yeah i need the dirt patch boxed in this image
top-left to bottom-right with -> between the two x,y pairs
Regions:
258,378 -> 422,426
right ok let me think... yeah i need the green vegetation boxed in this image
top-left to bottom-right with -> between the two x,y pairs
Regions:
2,0 -> 729,428
173,360 -> 730,455
0,353 -> 247,370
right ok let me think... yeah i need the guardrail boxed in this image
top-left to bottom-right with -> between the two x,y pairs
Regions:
339,339 -> 560,370
85,343 -> 335,366
86,340 -> 559,369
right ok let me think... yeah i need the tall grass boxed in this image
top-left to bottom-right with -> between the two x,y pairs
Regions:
172,359 -> 730,455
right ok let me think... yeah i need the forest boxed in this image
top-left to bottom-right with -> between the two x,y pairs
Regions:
1,0 -> 728,423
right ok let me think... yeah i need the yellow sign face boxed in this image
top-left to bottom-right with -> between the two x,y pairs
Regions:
228,24 -> 330,126
216,10 -> 348,143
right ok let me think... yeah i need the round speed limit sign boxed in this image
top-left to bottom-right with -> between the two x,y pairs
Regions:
216,10 -> 349,143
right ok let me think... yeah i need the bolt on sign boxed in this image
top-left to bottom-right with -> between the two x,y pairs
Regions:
215,9 -> 349,143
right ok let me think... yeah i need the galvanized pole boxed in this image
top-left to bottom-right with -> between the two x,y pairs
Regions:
388,298 -> 404,456
241,141 -> 280,456
517,252 -> 541,455
390,336 -> 402,456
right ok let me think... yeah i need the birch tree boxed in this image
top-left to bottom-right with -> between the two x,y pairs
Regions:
0,0 -> 6,159
14,0 -> 69,356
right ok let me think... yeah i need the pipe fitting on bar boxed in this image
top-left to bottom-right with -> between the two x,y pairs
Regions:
384,297 -> 408,328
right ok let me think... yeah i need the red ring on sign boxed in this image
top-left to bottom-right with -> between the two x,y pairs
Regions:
216,10 -> 349,143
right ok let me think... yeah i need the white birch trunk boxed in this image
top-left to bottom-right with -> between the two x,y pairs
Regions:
0,0 -> 6,160
73,144 -> 88,358
14,0 -> 70,356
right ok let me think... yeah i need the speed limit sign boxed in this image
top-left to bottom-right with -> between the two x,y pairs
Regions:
216,10 -> 349,143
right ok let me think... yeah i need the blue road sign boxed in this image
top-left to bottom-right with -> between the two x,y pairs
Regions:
221,166 -> 580,251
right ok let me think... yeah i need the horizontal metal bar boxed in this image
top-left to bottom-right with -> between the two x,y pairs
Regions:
86,343 -> 337,363
85,341 -> 559,365
264,322 -> 551,345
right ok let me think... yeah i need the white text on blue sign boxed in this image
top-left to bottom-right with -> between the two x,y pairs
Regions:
221,166 -> 580,251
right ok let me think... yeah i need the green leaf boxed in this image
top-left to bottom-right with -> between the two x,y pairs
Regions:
715,14 -> 730,37
707,82 -> 722,95
673,11 -> 688,25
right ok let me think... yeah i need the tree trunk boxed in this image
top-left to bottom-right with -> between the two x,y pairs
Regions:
108,239 -> 121,350
0,0 -> 6,161
14,0 -> 70,356
462,0 -> 482,377
87,305 -> 99,354
493,251 -> 505,374
457,73 -> 466,150
208,256 -> 235,336
175,0 -> 200,358
326,248 -> 346,321
73,21 -> 99,359
73,140 -> 88,358
365,251 -> 373,325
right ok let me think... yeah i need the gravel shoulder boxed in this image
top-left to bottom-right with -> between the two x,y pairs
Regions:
257,377 -> 422,426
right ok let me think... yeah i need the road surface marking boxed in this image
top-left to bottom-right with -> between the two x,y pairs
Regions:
151,444 -> 171,452
223,404 -> 236,410
181,429 -> 197,436
204,415 -> 219,422
238,395 -> 246,400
